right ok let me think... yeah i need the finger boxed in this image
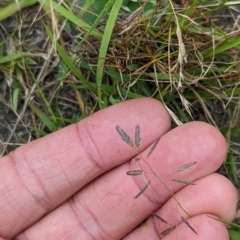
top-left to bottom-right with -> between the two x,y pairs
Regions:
0,98 -> 171,238
15,122 -> 228,239
162,214 -> 229,240
124,173 -> 238,239
140,214 -> 229,240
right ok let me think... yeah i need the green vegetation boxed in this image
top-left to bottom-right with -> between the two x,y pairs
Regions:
0,0 -> 239,238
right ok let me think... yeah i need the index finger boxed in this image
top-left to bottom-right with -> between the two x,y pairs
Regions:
0,98 -> 171,238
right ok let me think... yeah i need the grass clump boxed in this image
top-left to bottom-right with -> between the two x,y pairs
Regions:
0,0 -> 240,237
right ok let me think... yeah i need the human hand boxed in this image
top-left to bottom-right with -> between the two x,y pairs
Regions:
0,98 -> 237,239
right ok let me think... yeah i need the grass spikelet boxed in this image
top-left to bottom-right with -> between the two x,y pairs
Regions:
147,136 -> 160,158
134,180 -> 151,199
126,170 -> 144,176
116,125 -> 133,147
181,216 -> 198,235
161,226 -> 176,236
172,179 -> 196,185
134,124 -> 141,151
177,161 -> 197,172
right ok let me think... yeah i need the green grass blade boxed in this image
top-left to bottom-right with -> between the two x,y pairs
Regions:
26,61 -> 59,129
12,88 -> 20,111
38,0 -> 102,39
226,153 -> 240,186
208,215 -> 240,231
203,35 -> 240,58
228,229 -> 240,240
0,53 -> 27,64
44,24 -> 97,94
79,0 -> 95,17
96,0 -> 124,109
29,102 -> 58,132
0,0 -> 38,22
75,0 -> 115,50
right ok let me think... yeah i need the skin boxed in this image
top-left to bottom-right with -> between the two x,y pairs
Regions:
0,98 -> 238,240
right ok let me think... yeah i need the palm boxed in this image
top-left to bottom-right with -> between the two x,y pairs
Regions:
0,98 -> 237,239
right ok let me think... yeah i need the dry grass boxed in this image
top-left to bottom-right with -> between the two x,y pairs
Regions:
0,0 -> 240,236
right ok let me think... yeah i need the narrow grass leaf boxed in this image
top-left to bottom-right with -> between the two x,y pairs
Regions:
96,0 -> 124,108
38,0 -> 102,39
134,180 -> 151,199
26,63 -> 59,128
203,35 -> 240,58
0,53 -> 26,64
226,153 -> 240,186
135,125 -> 141,150
0,0 -> 37,22
181,216 -> 197,235
228,229 -> 240,240
116,125 -> 133,146
152,213 -> 168,224
126,170 -> 144,176
161,226 -> 175,236
207,215 -> 240,230
177,161 -> 197,172
147,136 -> 160,157
172,179 -> 196,185
44,24 -> 97,94
29,103 -> 57,132
75,0 -> 115,50
12,88 -> 20,111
